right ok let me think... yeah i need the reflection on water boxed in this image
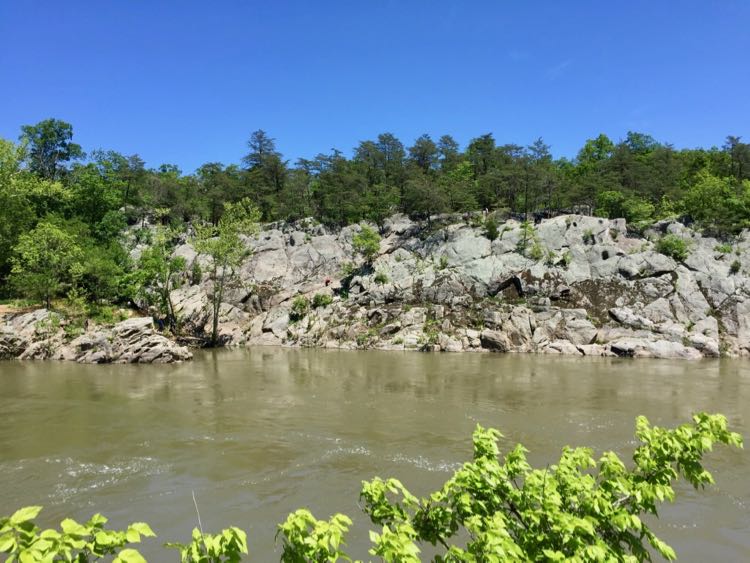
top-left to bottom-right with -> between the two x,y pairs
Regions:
1,350 -> 748,561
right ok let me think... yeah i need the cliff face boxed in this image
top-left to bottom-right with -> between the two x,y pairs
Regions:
172,214 -> 750,359
3,213 -> 747,363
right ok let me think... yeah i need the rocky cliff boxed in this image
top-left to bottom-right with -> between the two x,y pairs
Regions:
169,213 -> 750,360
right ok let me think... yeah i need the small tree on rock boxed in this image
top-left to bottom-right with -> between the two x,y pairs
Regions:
193,198 -> 261,346
352,225 -> 381,264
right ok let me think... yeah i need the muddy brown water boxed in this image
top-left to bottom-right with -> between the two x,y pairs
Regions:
1,349 -> 748,561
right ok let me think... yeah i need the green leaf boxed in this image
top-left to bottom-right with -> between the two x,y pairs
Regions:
113,548 -> 147,563
60,518 -> 88,536
129,523 -> 155,538
10,506 -> 42,525
0,533 -> 16,552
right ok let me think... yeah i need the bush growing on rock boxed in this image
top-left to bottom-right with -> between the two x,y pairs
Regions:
730,259 -> 741,274
312,293 -> 333,308
352,225 -> 381,263
484,217 -> 499,241
289,296 -> 309,321
656,234 -> 690,261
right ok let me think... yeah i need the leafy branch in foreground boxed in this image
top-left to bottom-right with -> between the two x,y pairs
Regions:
167,526 -> 248,563
0,506 -> 154,562
0,413 -> 741,561
358,412 -> 742,562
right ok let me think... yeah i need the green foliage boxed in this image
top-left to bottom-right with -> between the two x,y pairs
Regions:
167,527 -> 248,563
0,505 -> 154,563
529,241 -> 545,261
340,262 -> 356,277
597,190 -> 655,224
484,217 -> 499,241
438,255 -> 449,270
137,228 -> 186,331
19,118 -> 84,180
312,293 -> 333,308
714,243 -> 733,254
357,413 -> 741,562
656,234 -> 690,261
289,296 -> 309,321
351,225 -> 381,262
191,260 -> 203,284
10,221 -> 84,308
373,271 -> 389,285
730,259 -> 741,274
582,228 -> 595,245
193,198 -> 261,345
681,171 -> 750,233
276,509 -> 352,562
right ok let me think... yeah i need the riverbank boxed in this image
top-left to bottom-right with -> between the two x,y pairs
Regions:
2,212 -> 749,363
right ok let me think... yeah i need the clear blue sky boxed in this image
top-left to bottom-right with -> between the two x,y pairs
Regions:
1,1 -> 748,173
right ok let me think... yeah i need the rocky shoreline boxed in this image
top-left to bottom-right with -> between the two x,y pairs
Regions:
3,213 -> 750,363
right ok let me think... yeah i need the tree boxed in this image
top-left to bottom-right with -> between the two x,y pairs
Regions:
0,140 -> 36,284
241,131 -> 286,220
193,198 -> 261,346
466,133 -> 497,176
351,225 -> 381,263
10,221 -> 83,308
19,119 -> 84,180
242,130 -> 280,169
136,228 -> 186,331
408,134 -> 439,173
402,172 -> 449,226
437,135 -> 461,171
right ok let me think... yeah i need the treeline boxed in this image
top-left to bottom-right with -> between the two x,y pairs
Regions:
1,118 -> 749,307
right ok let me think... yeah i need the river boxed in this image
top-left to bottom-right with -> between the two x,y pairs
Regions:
1,349 -> 748,561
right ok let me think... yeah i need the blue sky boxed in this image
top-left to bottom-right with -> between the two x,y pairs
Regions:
1,1 -> 748,172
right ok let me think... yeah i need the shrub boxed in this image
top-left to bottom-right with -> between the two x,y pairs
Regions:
374,271 -> 389,285
190,260 -> 202,284
656,234 -> 690,261
714,243 -> 733,254
730,260 -> 741,274
340,261 -> 356,277
438,255 -> 449,270
582,228 -> 595,244
352,225 -> 381,262
289,296 -> 309,321
484,217 -> 499,241
529,242 -> 544,261
312,293 -> 333,308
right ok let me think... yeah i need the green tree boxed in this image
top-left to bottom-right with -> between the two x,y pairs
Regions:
351,224 -> 381,263
408,134 -> 439,172
193,198 -> 261,346
19,118 -> 84,180
10,221 -> 84,308
437,134 -> 461,171
402,172 -> 449,226
0,139 -> 36,284
136,228 -> 186,331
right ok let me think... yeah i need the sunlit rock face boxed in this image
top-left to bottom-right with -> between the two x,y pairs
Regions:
158,212 -> 750,359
